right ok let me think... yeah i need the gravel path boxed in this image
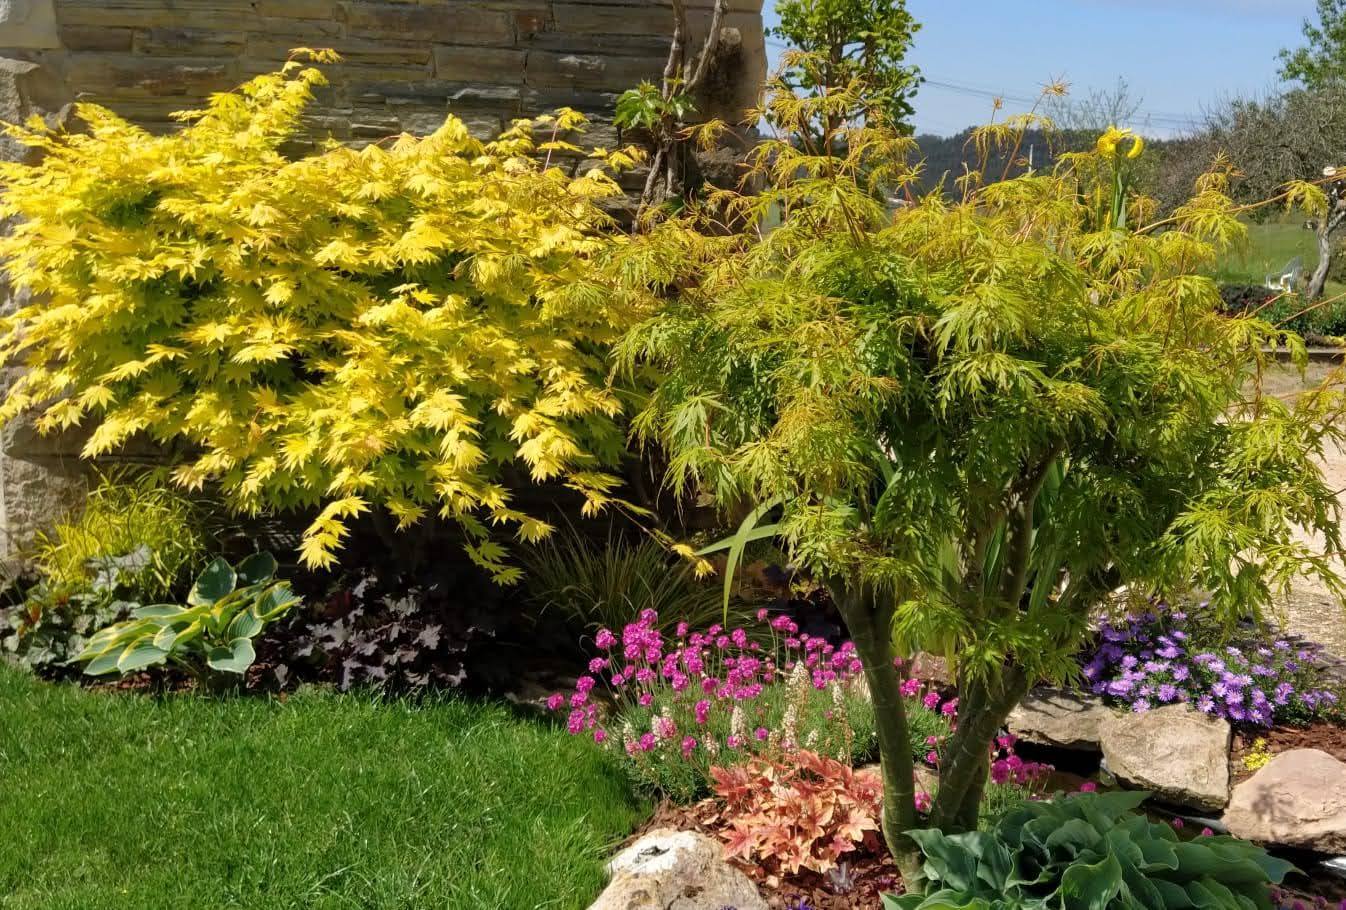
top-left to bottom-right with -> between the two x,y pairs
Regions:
1263,363 -> 1346,655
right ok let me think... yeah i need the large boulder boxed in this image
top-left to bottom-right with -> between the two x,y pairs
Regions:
1008,688 -> 1111,751
1224,749 -> 1346,854
1099,704 -> 1231,811
590,828 -> 767,910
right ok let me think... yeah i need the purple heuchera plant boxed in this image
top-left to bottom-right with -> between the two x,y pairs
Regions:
1082,604 -> 1338,727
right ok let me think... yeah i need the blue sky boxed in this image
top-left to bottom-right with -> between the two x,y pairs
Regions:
762,0 -> 1318,136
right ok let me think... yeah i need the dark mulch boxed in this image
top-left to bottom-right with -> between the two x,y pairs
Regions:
1232,722 -> 1346,782
633,800 -> 905,910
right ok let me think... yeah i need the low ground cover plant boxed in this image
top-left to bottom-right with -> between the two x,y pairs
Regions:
76,553 -> 299,685
711,749 -> 884,884
550,608 -> 909,801
1,472 -> 210,675
1083,605 -> 1340,726
886,790 -> 1292,910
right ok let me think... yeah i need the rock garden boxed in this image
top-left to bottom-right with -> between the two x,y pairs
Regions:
4,6 -> 1346,909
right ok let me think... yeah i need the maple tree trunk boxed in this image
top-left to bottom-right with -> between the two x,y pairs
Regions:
829,580 -> 925,889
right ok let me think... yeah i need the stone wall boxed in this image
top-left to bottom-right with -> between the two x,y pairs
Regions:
0,0 -> 766,143
0,0 -> 765,566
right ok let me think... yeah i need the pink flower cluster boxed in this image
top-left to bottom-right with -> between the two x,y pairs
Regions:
988,733 -> 1052,787
548,608 -> 865,754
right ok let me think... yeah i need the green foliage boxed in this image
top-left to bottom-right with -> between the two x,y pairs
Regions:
770,0 -> 922,129
0,56 -> 643,579
884,791 -> 1293,910
0,589 -> 133,675
1,471 -> 209,675
611,72 -> 1346,864
1281,0 -> 1346,89
521,530 -> 749,636
76,553 -> 299,682
0,662 -> 647,909
616,672 -> 898,803
31,470 -> 209,601
615,81 -> 695,135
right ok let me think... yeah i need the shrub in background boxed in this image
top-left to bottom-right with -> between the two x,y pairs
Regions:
1082,605 -> 1340,726
886,790 -> 1292,910
1217,284 -> 1346,341
0,54 -> 642,579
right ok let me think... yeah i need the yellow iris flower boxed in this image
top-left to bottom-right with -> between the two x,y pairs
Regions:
1096,125 -> 1144,160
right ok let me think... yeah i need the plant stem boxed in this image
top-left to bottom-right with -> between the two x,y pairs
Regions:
829,578 -> 925,889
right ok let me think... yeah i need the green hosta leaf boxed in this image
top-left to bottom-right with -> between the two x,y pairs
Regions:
227,608 -> 264,640
206,637 -> 256,674
133,604 -> 186,619
256,583 -> 301,620
235,551 -> 278,586
1150,878 -> 1197,909
1045,818 -> 1105,858
908,829 -> 982,891
1171,840 -> 1294,886
1058,850 -> 1123,910
116,641 -> 169,673
82,647 -> 123,676
189,557 -> 236,606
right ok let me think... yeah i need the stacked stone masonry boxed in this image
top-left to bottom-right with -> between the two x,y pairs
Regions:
0,0 -> 766,144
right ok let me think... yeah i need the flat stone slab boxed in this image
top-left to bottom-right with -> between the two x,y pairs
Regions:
592,828 -> 767,910
1008,687 -> 1110,751
1100,704 -> 1231,812
1224,748 -> 1346,855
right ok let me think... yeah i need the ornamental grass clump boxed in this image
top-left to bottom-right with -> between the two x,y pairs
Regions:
548,608 -> 951,802
1083,606 -> 1340,726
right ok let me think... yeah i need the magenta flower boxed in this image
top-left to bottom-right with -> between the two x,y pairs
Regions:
593,728 -> 607,744
546,693 -> 564,711
1079,781 -> 1098,793
754,727 -> 769,741
922,691 -> 940,710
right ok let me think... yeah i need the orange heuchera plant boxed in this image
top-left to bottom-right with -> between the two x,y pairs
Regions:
710,750 -> 882,883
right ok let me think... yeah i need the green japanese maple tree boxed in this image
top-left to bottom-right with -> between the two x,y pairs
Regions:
611,74 -> 1346,883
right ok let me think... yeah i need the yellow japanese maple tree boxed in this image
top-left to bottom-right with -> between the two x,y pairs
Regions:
0,54 -> 642,579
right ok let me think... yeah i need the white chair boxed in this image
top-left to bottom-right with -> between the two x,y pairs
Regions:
1265,256 -> 1304,293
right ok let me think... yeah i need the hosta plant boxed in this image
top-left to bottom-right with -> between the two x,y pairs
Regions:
0,53 -> 642,579
884,791 -> 1293,910
77,553 -> 299,684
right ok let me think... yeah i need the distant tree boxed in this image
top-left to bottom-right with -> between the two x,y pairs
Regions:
1045,77 -> 1146,133
769,0 -> 922,133
1281,0 -> 1346,88
1202,88 -> 1346,299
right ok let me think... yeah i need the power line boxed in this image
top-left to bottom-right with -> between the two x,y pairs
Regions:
763,40 -> 1205,131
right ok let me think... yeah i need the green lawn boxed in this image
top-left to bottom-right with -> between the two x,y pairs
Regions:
0,665 -> 647,910
1211,217 -> 1346,299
